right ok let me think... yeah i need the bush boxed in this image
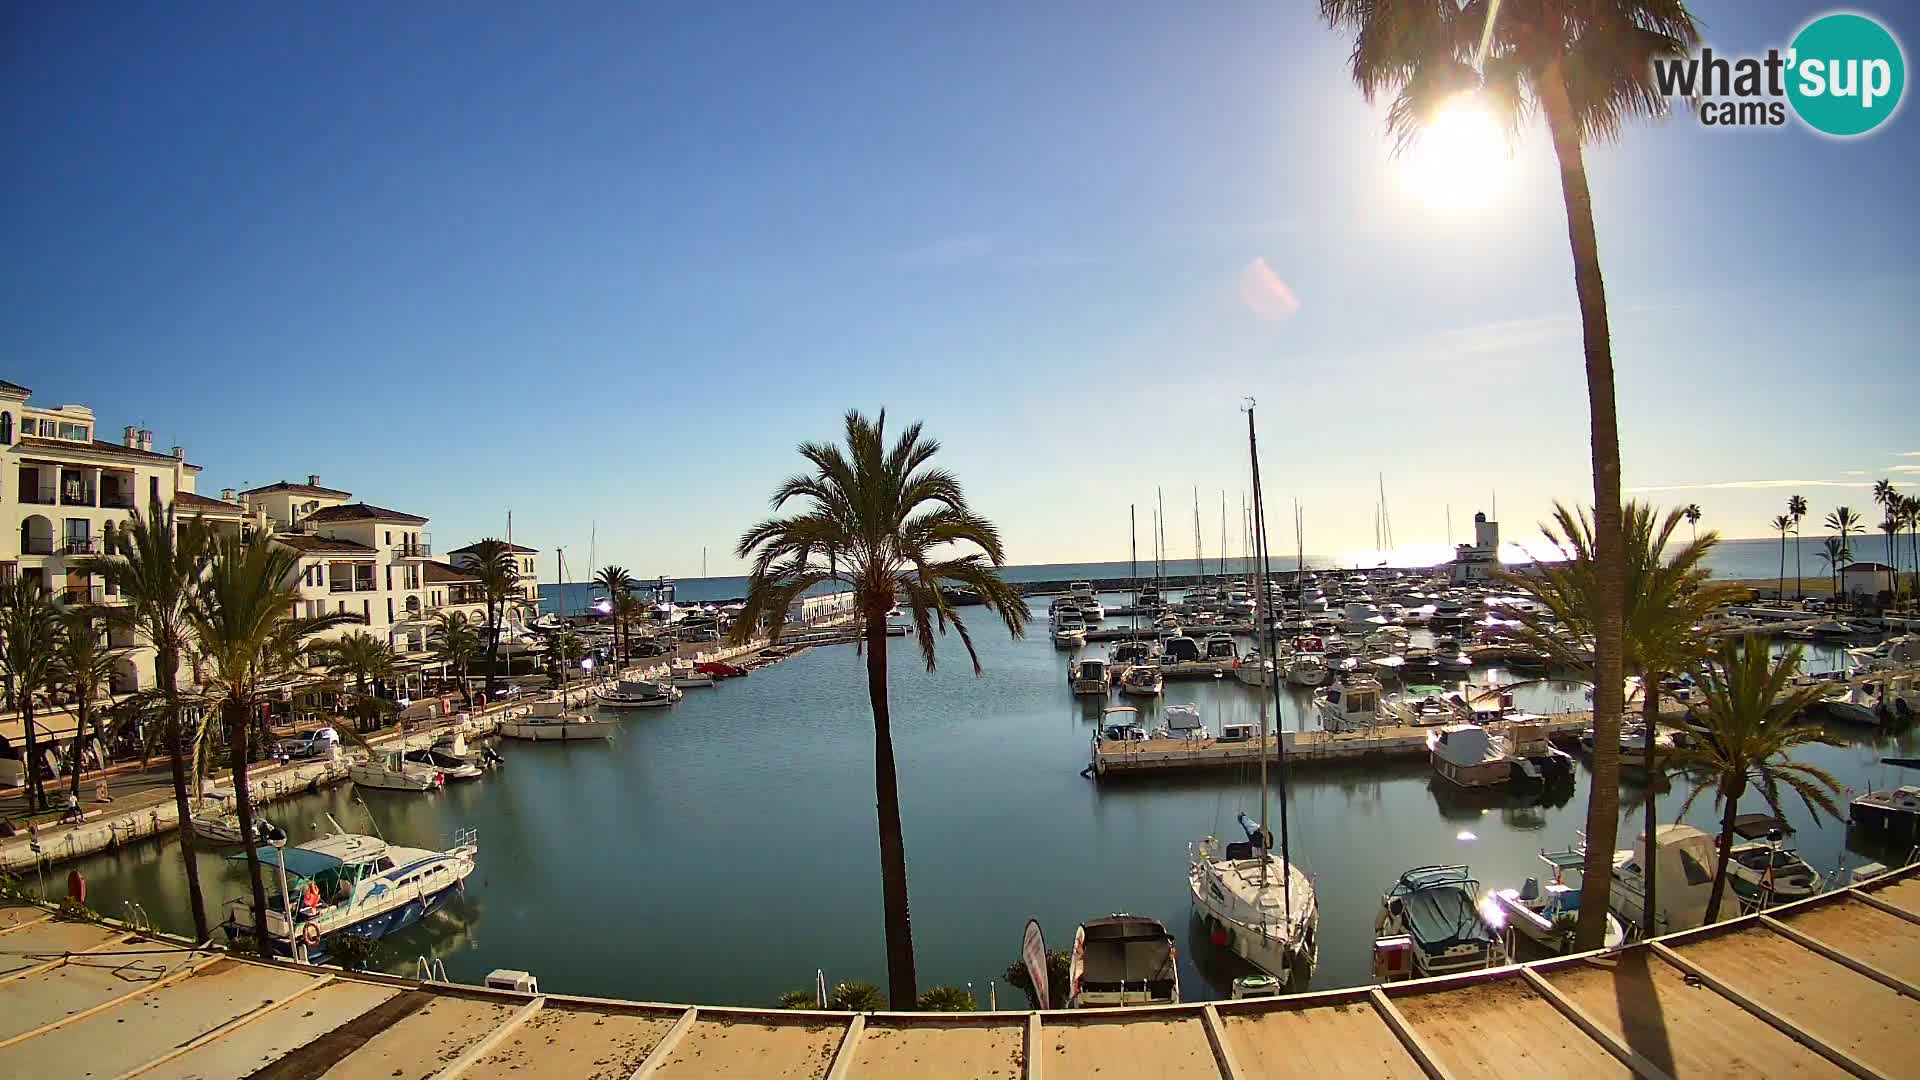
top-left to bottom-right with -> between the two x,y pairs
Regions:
778,989 -> 819,1009
826,981 -> 886,1011
1004,949 -> 1071,1009
327,932 -> 382,972
916,985 -> 976,1011
54,896 -> 100,924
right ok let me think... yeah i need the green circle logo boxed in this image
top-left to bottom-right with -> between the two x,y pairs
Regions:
1787,12 -> 1906,136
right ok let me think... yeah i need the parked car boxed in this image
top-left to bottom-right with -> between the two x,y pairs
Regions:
273,726 -> 339,760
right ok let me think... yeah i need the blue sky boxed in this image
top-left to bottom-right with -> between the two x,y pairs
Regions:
5,1 -> 1915,577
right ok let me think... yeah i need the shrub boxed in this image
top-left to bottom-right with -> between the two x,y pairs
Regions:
916,985 -> 976,1011
1004,949 -> 1071,1009
826,981 -> 886,1011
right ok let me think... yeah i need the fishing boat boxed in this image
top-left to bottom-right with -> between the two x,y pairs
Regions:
1189,402 -> 1318,986
1375,865 -> 1506,978
1120,663 -> 1164,697
1489,850 -> 1626,954
600,678 -> 682,708
1069,657 -> 1110,696
1067,914 -> 1181,1008
349,749 -> 444,793
498,699 -> 614,742
222,822 -> 478,963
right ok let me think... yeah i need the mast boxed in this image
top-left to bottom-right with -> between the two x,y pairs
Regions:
1129,504 -> 1139,642
1156,488 -> 1166,585
1193,487 -> 1203,584
1244,404 -> 1271,895
1219,491 -> 1227,579
1244,440 -> 1294,928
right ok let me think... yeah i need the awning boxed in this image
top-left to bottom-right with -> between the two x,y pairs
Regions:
228,846 -> 343,879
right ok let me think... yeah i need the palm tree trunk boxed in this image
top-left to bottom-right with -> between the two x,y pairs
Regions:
1704,779 -> 1744,925
69,699 -> 90,806
1541,66 -> 1627,952
1640,685 -> 1660,937
1778,532 -> 1786,600
21,697 -> 44,813
482,605 -> 501,700
1795,529 -> 1803,599
159,645 -> 210,942
862,600 -> 917,1008
227,700 -> 273,958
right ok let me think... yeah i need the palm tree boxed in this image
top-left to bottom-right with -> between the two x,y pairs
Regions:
50,609 -> 121,806
1880,514 -> 1902,603
550,631 -> 586,690
1318,0 -> 1698,950
1770,514 -> 1793,601
314,631 -> 397,733
429,611 -> 480,702
1788,494 -> 1809,599
190,533 -> 356,957
1817,537 -> 1851,599
731,410 -> 1029,1006
593,565 -> 635,664
610,590 -> 647,667
1873,479 -> 1898,569
1682,503 -> 1702,541
1825,506 -> 1861,595
0,577 -> 61,813
93,502 -> 214,941
1665,637 -> 1843,923
1904,494 -> 1920,601
1501,502 -> 1738,937
458,540 -> 520,700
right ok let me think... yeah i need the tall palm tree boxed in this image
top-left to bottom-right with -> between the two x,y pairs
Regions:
1787,494 -> 1809,599
0,577 -> 61,813
1501,502 -> 1738,937
50,608 -> 120,806
1817,537 -> 1851,599
190,533 -> 356,957
1880,514 -> 1902,603
1682,503 -> 1702,541
610,590 -> 646,667
1825,506 -> 1861,591
314,631 -> 397,733
730,410 -> 1029,1006
93,503 -> 214,941
429,611 -> 480,702
1872,479 -> 1898,570
458,540 -> 520,700
1665,637 -> 1843,923
1770,514 -> 1793,601
1318,0 -> 1698,950
1904,494 -> 1920,600
593,565 -> 635,664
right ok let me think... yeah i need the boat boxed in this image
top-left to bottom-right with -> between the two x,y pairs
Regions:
498,700 -> 614,741
427,730 -> 503,773
1429,722 -> 1574,790
1812,681 -> 1882,727
1847,633 -> 1919,673
1375,865 -> 1506,978
1119,663 -> 1164,697
1108,639 -> 1155,677
1579,722 -> 1674,769
1851,785 -> 1920,845
694,660 -> 749,679
222,823 -> 478,963
1724,815 -> 1825,906
1233,649 -> 1276,687
1067,914 -> 1180,1008
1431,636 -> 1472,672
1069,657 -> 1110,696
669,659 -> 715,688
1189,402 -> 1318,987
600,678 -> 682,708
1285,641 -> 1329,688
189,792 -> 270,846
1582,824 -> 1721,935
403,743 -> 485,782
1098,706 -> 1147,742
1313,675 -> 1382,734
1203,633 -> 1238,662
348,748 -> 444,792
1053,611 -> 1089,649
1158,703 -> 1206,741
1161,635 -> 1202,663
1489,850 -> 1626,954
1811,620 -> 1864,638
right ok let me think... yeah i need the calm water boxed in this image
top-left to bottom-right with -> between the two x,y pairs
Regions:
63,593 -> 1916,1007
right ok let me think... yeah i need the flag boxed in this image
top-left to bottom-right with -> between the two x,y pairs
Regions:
1021,919 -> 1049,1010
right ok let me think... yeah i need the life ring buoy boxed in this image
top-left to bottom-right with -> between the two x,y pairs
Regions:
66,870 -> 85,904
302,922 -> 322,947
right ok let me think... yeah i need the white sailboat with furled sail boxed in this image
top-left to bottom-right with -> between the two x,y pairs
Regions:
1189,401 -> 1318,986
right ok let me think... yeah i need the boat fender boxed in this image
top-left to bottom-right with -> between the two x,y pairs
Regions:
66,870 -> 85,904
1208,916 -> 1232,948
302,922 -> 322,947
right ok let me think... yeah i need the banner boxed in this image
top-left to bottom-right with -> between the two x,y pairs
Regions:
1021,918 -> 1049,1010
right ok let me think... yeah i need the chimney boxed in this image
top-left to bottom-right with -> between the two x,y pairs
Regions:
308,474 -> 321,488
171,446 -> 184,460
123,425 -> 138,448
221,488 -> 237,503
137,429 -> 153,452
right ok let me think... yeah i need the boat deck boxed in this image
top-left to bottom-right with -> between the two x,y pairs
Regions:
3,865 -> 1919,1079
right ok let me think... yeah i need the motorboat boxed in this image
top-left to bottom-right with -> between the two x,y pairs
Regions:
1431,636 -> 1472,672
1724,815 -> 1825,906
600,678 -> 682,708
1158,703 -> 1206,741
1069,657 -> 1110,696
1068,915 -> 1181,1008
1119,663 -> 1164,697
670,659 -> 715,688
1579,722 -> 1674,769
1313,675 -> 1382,734
1053,611 -> 1089,649
1375,865 -> 1505,978
1811,620 -> 1865,638
1428,722 -> 1574,790
1847,633 -> 1919,673
1108,639 -> 1155,676
426,730 -> 502,774
348,749 -> 444,793
1489,851 -> 1627,954
1851,785 -> 1920,845
403,743 -> 485,782
190,792 -> 270,846
1161,636 -> 1202,664
1592,824 -> 1722,936
695,660 -> 749,679
1190,813 -> 1318,985
1098,706 -> 1146,742
1342,603 -> 1388,635
1811,681 -> 1882,727
1152,614 -> 1184,639
1233,649 -> 1276,687
1203,633 -> 1238,662
222,823 -> 478,963
498,700 -> 614,742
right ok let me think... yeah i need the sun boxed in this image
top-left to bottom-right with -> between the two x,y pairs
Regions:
1398,95 -> 1509,209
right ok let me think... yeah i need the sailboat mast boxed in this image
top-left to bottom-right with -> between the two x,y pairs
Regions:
1130,504 -> 1139,641
1245,405 -> 1271,895
1192,487 -> 1203,583
1219,491 -> 1227,579
1157,487 -> 1166,585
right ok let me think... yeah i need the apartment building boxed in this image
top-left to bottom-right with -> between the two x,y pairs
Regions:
445,540 -> 541,608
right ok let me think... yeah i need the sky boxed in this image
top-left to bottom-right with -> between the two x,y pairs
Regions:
4,1 -> 1916,579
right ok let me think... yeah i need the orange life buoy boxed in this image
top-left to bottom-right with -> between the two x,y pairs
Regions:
66,870 -> 85,904
302,922 -> 322,947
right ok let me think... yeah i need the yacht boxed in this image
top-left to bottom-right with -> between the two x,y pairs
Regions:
1191,814 -> 1318,985
1313,675 -> 1382,734
499,699 -> 614,741
1068,914 -> 1180,1008
1069,657 -> 1110,696
1203,633 -> 1239,662
1376,865 -> 1505,978
349,749 -> 444,792
1285,644 -> 1329,688
1161,635 -> 1202,664
1119,663 -> 1164,697
222,823 -> 478,963
1489,851 -> 1627,955
190,792 -> 270,846
1429,722 -> 1574,790
1108,639 -> 1155,676
1157,703 -> 1207,741
600,678 -> 682,708
1342,603 -> 1388,635
1431,636 -> 1472,672
1233,648 -> 1276,687
403,743 -> 485,782
1152,614 -> 1184,639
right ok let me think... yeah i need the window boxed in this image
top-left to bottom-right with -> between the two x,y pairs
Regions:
337,600 -> 345,614
385,566 -> 392,590
387,598 -> 394,623
384,530 -> 391,545
361,599 -> 369,622
58,422 -> 88,442
149,476 -> 159,507
0,412 -> 10,444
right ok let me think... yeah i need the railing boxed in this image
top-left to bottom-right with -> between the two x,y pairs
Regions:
329,582 -> 353,593
59,585 -> 106,606
101,492 -> 136,509
19,488 -> 56,505
60,487 -> 97,507
393,541 -> 432,558
63,537 -> 102,556
19,538 -> 54,556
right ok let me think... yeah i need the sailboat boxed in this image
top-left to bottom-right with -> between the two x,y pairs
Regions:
1188,402 -> 1319,986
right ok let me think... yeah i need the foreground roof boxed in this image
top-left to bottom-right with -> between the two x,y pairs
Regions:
304,502 -> 429,525
0,864 -> 1912,1079
173,490 -> 246,517
425,560 -> 478,584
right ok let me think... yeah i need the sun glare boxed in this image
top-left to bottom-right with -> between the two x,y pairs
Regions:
1399,95 -> 1508,209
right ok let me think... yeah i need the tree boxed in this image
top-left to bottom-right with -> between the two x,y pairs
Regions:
731,410 -> 1029,1006
314,631 -> 397,733
189,533 -> 355,957
50,609 -> 120,805
1318,0 -> 1698,950
459,540 -> 521,700
93,503 -> 214,942
593,565 -> 635,665
0,577 -> 61,813
1873,479 -> 1898,572
1787,494 -> 1809,599
1500,502 -> 1739,938
1817,537 -> 1850,599
610,590 -> 647,667
550,631 -> 586,689
1880,514 -> 1902,604
429,611 -> 480,702
1682,503 -> 1701,541
1825,507 -> 1861,599
1665,637 -> 1843,923
1770,514 -> 1793,602
1904,494 -> 1920,601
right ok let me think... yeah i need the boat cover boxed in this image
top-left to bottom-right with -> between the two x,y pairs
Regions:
1401,885 -> 1496,951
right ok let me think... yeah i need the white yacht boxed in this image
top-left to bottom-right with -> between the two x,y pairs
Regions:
1431,636 -> 1472,672
223,823 -> 477,963
1313,675 -> 1382,734
190,792 -> 269,846
1119,663 -> 1164,697
1190,813 -> 1318,985
1376,865 -> 1505,978
1233,648 -> 1276,687
1069,657 -> 1110,696
349,748 -> 444,792
1052,611 -> 1089,648
499,699 -> 614,742
402,743 -> 485,782
1286,649 -> 1329,688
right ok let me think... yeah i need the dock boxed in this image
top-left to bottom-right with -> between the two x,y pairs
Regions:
1,863 -> 1915,1079
1091,715 -> 1594,778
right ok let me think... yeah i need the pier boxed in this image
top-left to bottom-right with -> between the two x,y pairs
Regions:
1,863 -> 1914,1079
1090,715 -> 1594,779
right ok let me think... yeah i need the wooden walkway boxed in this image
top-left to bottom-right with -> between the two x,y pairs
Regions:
1091,715 -> 1594,777
2,864 -> 1915,1079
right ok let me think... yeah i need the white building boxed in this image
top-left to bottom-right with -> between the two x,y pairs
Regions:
1450,512 -> 1499,584
1841,561 -> 1897,599
445,540 -> 541,608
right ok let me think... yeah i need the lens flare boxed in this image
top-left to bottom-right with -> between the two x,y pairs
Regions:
1399,94 -> 1509,209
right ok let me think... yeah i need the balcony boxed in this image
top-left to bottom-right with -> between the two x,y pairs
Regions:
20,488 -> 56,506
58,584 -> 106,606
329,579 -> 377,594
19,537 -> 55,556
63,537 -> 103,556
101,491 -> 136,510
61,485 -> 97,508
392,540 -> 432,559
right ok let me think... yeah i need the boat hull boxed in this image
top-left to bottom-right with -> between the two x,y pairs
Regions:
498,721 -> 612,741
1188,862 -> 1317,984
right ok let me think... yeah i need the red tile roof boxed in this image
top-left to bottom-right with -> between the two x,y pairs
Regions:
240,480 -> 354,498
448,540 -> 538,554
273,535 -> 378,556
303,502 -> 428,525
15,436 -> 201,470
173,490 -> 246,516
424,561 -> 478,584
